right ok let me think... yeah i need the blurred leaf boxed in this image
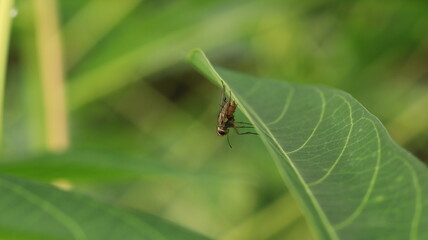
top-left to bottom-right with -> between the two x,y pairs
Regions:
63,0 -> 142,67
218,194 -> 306,240
0,175 -> 210,240
66,0 -> 279,110
189,49 -> 428,240
0,152 -> 205,183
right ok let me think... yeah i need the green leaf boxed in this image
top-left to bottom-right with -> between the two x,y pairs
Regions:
0,175 -> 210,240
188,49 -> 428,240
66,0 -> 277,110
0,151 -> 192,183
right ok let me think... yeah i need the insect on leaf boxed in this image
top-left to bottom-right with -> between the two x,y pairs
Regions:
188,48 -> 428,240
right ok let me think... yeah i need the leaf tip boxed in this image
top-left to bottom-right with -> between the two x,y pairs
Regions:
187,48 -> 205,63
187,49 -> 222,87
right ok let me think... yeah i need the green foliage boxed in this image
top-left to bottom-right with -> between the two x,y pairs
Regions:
0,175 -> 210,240
2,0 -> 428,239
0,152 -> 194,182
189,49 -> 428,240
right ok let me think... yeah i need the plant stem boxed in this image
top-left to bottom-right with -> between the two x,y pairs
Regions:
33,0 -> 69,152
0,0 -> 15,149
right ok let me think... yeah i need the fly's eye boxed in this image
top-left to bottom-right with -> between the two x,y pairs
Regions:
217,129 -> 227,136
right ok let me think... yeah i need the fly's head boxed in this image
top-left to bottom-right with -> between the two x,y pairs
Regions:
217,127 -> 229,136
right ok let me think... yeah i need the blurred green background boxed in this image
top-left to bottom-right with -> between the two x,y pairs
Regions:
3,0 -> 428,239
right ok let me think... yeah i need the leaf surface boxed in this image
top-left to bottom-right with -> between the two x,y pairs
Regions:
189,49 -> 428,240
0,175 -> 210,240
0,152 -> 192,182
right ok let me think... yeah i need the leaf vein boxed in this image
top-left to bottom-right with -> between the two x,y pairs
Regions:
0,178 -> 87,240
398,157 -> 422,240
333,118 -> 381,230
286,88 -> 326,154
267,86 -> 295,126
308,95 -> 354,186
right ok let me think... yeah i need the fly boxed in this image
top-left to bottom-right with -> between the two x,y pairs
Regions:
217,82 -> 257,148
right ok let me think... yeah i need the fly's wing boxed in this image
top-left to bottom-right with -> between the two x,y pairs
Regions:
217,81 -> 233,128
217,101 -> 229,127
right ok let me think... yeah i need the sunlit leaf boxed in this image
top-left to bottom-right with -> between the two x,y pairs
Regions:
189,49 -> 428,240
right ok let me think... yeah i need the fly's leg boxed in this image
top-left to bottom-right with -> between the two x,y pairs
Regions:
235,121 -> 253,125
227,134 -> 232,148
235,121 -> 255,129
233,126 -> 258,135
